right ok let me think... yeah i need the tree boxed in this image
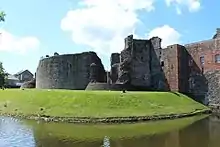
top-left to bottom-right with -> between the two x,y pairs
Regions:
0,11 -> 6,22
0,62 -> 7,89
0,11 -> 6,88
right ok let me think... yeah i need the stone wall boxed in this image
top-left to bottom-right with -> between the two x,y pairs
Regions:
150,37 -> 168,90
158,36 -> 220,105
178,45 -> 190,93
84,32 -> 220,106
184,38 -> 220,104
117,35 -> 168,90
117,35 -> 133,84
110,53 -> 120,84
110,53 -> 120,66
36,51 -> 105,90
185,38 -> 220,72
162,45 -> 180,91
204,70 -> 220,105
35,29 -> 220,105
130,39 -> 151,87
110,63 -> 119,83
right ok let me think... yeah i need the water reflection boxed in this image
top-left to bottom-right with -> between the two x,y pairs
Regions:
0,117 -> 35,147
103,136 -> 110,147
1,115 -> 220,147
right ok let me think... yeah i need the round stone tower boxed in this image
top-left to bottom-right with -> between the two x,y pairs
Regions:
36,52 -> 106,90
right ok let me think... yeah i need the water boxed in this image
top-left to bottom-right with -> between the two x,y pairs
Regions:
0,115 -> 220,147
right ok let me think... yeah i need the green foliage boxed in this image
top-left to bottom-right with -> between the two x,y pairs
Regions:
0,89 -> 209,117
0,62 -> 7,87
0,11 -> 6,22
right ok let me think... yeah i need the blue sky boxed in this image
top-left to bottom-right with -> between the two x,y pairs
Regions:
0,0 -> 219,74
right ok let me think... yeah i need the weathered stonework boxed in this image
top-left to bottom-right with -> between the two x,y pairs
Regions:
35,28 -> 220,107
204,70 -> 220,105
117,35 -> 133,85
161,29 -> 220,105
150,37 -> 167,90
89,63 -> 102,83
110,63 -> 119,83
110,53 -> 120,66
110,53 -> 120,84
36,52 -> 105,90
117,35 -> 152,88
130,39 -> 151,87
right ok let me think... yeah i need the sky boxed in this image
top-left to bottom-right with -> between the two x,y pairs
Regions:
0,0 -> 219,74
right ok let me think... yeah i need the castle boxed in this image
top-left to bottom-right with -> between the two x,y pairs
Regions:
36,28 -> 220,106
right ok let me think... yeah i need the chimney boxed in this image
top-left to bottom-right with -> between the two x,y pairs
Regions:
217,28 -> 220,35
213,28 -> 220,39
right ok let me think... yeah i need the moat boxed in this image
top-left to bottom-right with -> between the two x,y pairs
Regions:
0,115 -> 220,147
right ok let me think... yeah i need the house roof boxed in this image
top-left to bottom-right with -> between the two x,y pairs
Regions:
14,70 -> 33,76
7,74 -> 19,80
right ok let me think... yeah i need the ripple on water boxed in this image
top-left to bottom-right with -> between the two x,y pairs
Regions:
0,117 -> 35,147
0,115 -> 218,147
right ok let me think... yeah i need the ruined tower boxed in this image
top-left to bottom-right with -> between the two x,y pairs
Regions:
110,53 -> 120,83
117,35 -> 151,88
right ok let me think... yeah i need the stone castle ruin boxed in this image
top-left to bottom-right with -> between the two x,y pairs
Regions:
86,35 -> 167,91
36,28 -> 220,106
36,52 -> 106,90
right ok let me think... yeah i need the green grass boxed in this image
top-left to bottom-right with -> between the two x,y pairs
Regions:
0,89 -> 209,117
26,115 -> 208,140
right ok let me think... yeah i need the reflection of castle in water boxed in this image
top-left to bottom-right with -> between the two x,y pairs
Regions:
102,136 -> 110,147
7,115 -> 219,147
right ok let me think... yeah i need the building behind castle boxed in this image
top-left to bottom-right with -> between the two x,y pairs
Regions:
5,70 -> 33,88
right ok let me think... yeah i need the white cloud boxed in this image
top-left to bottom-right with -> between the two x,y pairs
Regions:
147,25 -> 181,48
165,0 -> 201,13
176,7 -> 182,15
0,29 -> 40,54
61,0 -> 155,55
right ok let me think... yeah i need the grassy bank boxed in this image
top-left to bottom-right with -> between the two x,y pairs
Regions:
26,115 -> 207,140
0,89 -> 209,119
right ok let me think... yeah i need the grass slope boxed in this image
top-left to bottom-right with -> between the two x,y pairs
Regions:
0,89 -> 209,118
